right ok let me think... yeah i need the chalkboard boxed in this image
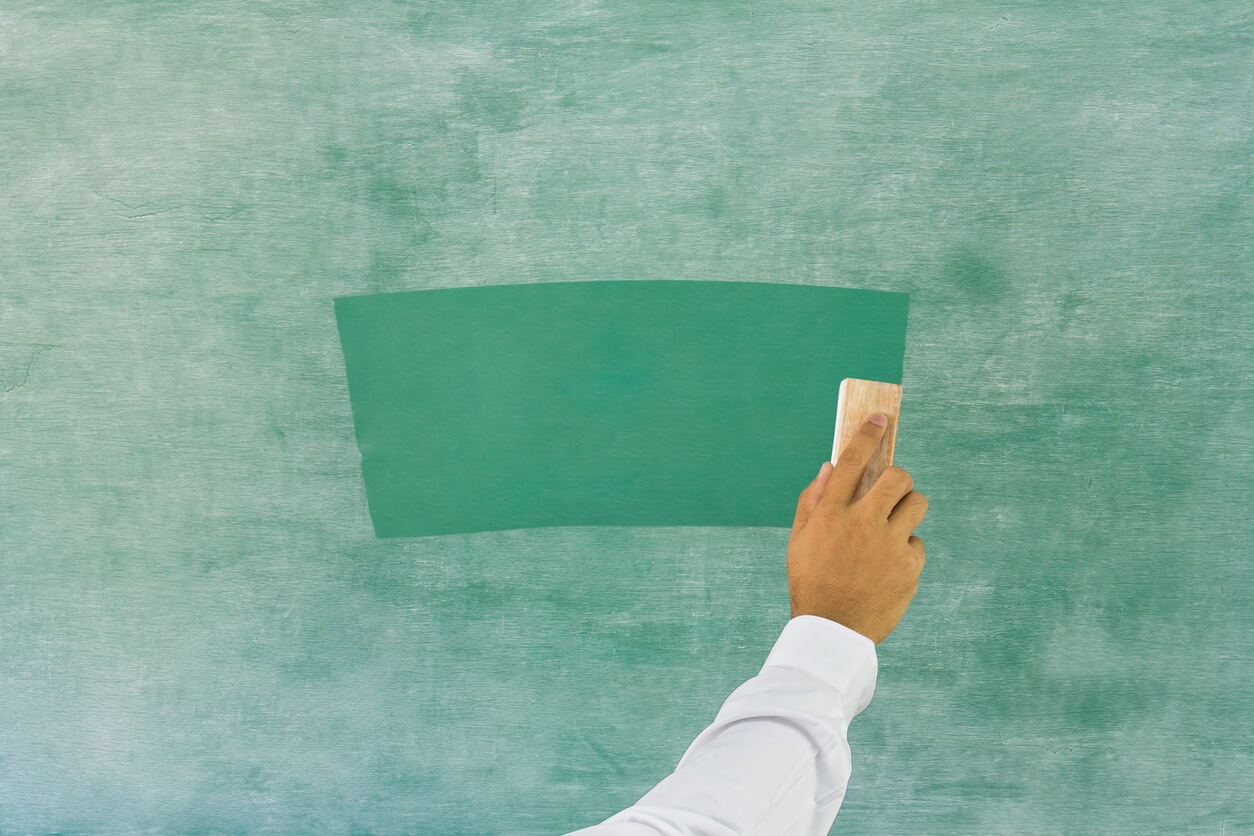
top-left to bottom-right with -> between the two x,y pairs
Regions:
2,3 -> 1251,834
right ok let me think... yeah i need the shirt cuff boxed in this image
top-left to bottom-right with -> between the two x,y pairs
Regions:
761,615 -> 879,720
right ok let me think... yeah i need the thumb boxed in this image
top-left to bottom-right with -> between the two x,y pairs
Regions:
792,461 -> 834,531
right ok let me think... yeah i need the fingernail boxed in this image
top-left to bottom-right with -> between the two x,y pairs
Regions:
870,413 -> 886,426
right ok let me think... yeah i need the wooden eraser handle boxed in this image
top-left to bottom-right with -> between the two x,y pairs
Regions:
832,378 -> 903,502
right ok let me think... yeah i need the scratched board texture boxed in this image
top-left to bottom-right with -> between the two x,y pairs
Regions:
1,2 -> 1252,834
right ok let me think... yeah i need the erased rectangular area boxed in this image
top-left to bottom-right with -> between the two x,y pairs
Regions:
334,280 -> 908,537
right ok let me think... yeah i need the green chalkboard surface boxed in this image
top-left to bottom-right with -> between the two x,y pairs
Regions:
2,3 -> 1251,834
334,281 -> 907,537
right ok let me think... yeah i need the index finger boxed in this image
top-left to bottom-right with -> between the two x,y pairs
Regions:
821,413 -> 889,507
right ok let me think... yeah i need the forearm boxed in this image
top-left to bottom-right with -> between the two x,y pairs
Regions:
567,616 -> 877,836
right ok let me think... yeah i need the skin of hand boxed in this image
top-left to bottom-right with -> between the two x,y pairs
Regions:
786,414 -> 929,645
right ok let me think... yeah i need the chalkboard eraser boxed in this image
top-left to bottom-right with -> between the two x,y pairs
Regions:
832,378 -> 903,502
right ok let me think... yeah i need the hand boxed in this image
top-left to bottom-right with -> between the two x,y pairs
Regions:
786,414 -> 929,645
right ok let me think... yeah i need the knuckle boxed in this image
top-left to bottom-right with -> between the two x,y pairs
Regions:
839,448 -> 868,469
884,466 -> 912,490
845,513 -> 872,541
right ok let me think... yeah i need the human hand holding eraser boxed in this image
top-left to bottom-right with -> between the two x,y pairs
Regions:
568,403 -> 929,835
787,412 -> 928,645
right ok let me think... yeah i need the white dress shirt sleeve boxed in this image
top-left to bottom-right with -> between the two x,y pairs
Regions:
565,614 -> 878,836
